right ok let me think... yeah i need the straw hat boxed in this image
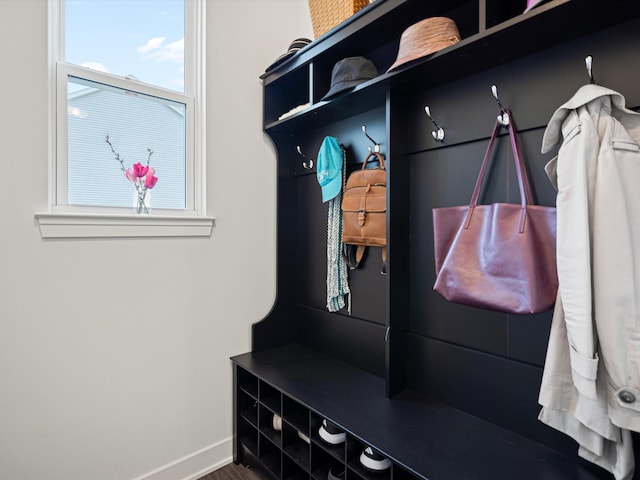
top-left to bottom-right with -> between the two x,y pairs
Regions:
387,17 -> 461,72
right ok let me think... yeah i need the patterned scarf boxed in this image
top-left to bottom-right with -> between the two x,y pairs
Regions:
326,145 -> 350,313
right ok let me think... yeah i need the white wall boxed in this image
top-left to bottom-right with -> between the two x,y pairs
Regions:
0,1 -> 312,479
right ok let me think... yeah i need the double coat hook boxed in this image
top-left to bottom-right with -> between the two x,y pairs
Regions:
296,145 -> 314,169
425,106 -> 445,142
491,85 -> 510,126
362,125 -> 381,153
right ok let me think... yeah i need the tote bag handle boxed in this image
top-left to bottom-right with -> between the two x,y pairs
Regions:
464,110 -> 533,233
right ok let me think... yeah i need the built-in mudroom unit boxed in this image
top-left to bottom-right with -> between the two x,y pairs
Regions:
232,1 -> 640,478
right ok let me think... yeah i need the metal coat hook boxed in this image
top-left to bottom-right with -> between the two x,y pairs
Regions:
585,55 -> 595,84
296,145 -> 314,169
362,125 -> 381,153
491,84 -> 510,126
425,106 -> 445,142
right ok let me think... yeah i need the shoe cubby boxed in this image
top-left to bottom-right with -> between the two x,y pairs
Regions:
259,404 -> 282,447
259,433 -> 282,479
235,365 -> 424,480
238,366 -> 259,400
310,445 -> 336,480
260,382 -> 282,415
283,395 -> 309,435
234,342 -> 619,478
238,387 -> 258,429
283,423 -> 311,471
235,367 -> 260,470
237,417 -> 259,465
283,455 -> 309,480
345,437 -> 363,471
310,414 -> 345,464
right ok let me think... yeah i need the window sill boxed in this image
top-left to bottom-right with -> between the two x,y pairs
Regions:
34,212 -> 215,239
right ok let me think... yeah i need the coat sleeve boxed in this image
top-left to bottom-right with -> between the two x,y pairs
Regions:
543,106 -> 600,398
552,107 -> 600,399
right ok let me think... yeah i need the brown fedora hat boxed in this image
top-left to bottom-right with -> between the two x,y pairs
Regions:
387,17 -> 461,73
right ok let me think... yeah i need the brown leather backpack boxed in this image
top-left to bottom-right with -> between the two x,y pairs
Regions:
341,151 -> 387,270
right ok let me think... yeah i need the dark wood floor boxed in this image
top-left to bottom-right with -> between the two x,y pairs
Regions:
198,462 -> 269,480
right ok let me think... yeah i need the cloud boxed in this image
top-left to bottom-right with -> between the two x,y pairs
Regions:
82,61 -> 109,73
137,37 -> 166,54
137,37 -> 184,63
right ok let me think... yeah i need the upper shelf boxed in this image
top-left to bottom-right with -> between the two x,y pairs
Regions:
261,0 -> 640,131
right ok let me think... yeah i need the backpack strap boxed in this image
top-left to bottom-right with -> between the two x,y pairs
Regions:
342,244 -> 387,274
343,244 -> 367,270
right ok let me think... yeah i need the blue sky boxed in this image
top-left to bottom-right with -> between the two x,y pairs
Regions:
65,0 -> 185,92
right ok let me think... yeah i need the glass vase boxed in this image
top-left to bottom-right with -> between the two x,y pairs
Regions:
134,189 -> 151,215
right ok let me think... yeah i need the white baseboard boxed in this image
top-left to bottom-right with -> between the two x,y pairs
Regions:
131,437 -> 233,480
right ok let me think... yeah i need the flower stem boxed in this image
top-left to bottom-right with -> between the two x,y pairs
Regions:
105,135 -> 127,175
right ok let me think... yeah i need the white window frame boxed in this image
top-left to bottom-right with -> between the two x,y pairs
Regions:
36,0 -> 214,239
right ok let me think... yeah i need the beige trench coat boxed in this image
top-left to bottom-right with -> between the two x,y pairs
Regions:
538,84 -> 640,480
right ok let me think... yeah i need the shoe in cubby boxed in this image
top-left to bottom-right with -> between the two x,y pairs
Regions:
318,419 -> 346,445
359,446 -> 391,472
272,413 -> 282,431
327,464 -> 345,480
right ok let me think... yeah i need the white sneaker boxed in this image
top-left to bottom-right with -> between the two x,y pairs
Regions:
318,419 -> 346,445
272,414 -> 282,431
359,446 -> 391,471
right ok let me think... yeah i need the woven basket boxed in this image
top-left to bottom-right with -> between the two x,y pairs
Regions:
308,0 -> 371,38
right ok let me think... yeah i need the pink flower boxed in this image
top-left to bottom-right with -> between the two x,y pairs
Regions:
147,166 -> 156,177
144,174 -> 158,189
125,167 -> 136,182
132,162 -> 149,178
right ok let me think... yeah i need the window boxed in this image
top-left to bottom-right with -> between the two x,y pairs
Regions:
38,0 -> 212,238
